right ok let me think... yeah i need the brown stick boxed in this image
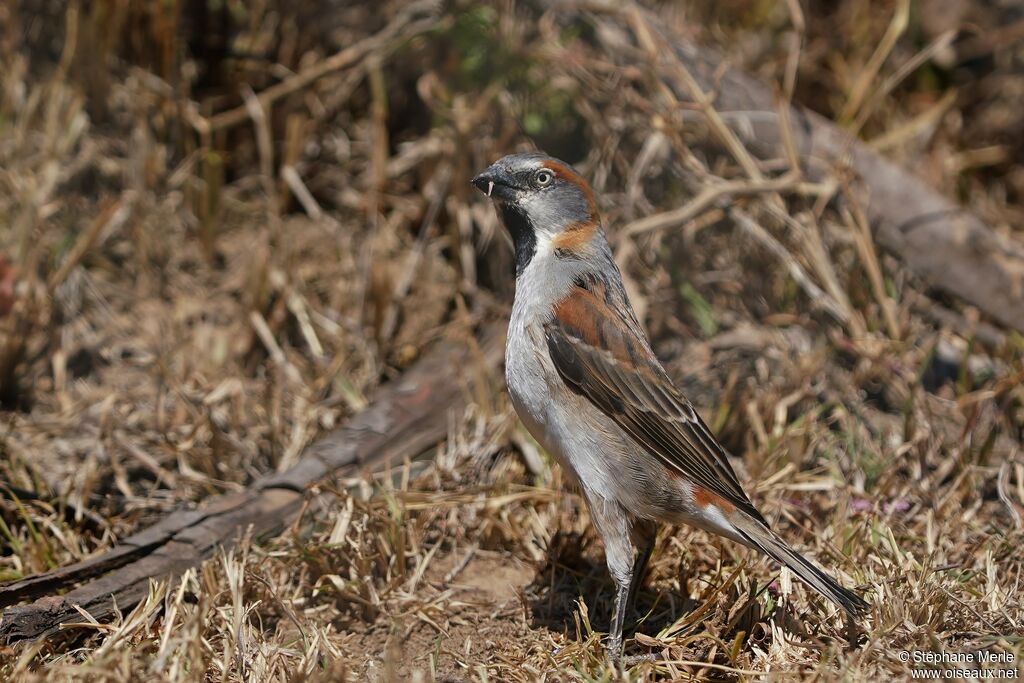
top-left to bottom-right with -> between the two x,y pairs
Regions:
0,327 -> 504,642
193,2 -> 440,134
591,8 -> 1024,335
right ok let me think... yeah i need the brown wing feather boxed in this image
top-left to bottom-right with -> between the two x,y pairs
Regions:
545,277 -> 767,526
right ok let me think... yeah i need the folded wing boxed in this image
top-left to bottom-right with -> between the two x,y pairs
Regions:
545,275 -> 767,526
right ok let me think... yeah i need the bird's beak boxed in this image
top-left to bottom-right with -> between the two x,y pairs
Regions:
471,164 -> 518,200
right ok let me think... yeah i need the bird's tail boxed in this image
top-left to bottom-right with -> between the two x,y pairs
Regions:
730,513 -> 869,617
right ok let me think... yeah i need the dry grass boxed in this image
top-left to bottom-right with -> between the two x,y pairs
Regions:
1,0 -> 1023,680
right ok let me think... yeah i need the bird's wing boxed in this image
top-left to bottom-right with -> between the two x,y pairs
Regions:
544,276 -> 766,525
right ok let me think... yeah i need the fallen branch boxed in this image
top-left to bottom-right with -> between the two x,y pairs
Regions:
0,327 -> 503,642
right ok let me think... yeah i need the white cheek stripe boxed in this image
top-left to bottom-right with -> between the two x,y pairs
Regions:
533,230 -> 554,259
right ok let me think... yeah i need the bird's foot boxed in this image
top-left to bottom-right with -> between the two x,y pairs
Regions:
606,638 -> 623,665
622,652 -> 661,666
606,638 -> 663,668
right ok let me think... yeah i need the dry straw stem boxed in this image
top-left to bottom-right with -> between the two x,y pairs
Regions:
870,89 -> 958,152
46,198 -> 130,293
839,0 -> 911,124
843,197 -> 902,340
621,172 -> 826,238
194,1 -> 442,134
848,27 -> 959,142
378,164 -> 453,344
628,8 -> 765,185
249,311 -> 303,386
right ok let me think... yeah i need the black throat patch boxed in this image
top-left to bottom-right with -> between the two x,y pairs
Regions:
499,203 -> 537,277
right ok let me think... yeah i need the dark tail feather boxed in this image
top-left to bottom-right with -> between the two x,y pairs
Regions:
732,515 -> 869,617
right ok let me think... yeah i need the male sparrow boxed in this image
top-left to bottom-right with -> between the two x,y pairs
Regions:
472,152 -> 868,659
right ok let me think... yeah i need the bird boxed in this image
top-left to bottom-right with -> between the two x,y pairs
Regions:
471,151 -> 868,661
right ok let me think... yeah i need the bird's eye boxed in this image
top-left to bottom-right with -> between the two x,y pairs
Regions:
535,170 -> 553,186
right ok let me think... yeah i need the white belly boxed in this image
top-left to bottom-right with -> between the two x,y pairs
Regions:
505,324 -> 573,471
507,323 -> 598,483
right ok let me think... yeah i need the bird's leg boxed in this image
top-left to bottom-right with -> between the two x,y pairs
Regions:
627,520 -> 658,612
583,496 -> 636,663
607,576 -> 630,662
607,520 -> 658,664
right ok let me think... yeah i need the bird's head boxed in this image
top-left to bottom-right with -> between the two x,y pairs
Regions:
472,152 -> 601,276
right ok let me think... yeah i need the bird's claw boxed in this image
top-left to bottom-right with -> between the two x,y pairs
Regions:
622,652 -> 660,666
